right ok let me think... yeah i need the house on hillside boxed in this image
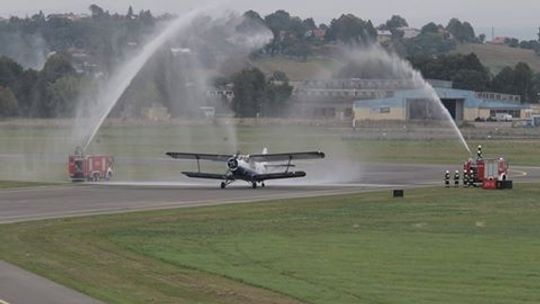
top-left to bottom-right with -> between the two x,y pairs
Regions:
377,30 -> 392,43
489,36 -> 511,45
397,27 -> 421,39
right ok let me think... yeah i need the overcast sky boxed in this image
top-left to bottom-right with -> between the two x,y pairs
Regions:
1,0 -> 539,40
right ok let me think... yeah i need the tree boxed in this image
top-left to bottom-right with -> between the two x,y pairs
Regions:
89,4 -> 105,19
410,53 -> 490,91
0,56 -> 24,90
264,71 -> 293,117
326,14 -> 376,44
491,62 -> 536,102
127,6 -> 134,19
514,62 -> 535,102
421,22 -> 439,35
385,15 -> 408,32
478,34 -> 486,43
232,68 -> 266,117
47,76 -> 81,117
0,86 -> 18,117
505,38 -> 519,48
302,18 -> 317,30
405,32 -> 456,57
446,18 -> 476,42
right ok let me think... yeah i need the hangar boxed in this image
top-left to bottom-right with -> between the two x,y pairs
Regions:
354,86 -> 529,122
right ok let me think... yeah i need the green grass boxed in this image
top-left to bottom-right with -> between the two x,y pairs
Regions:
254,56 -> 339,81
454,43 -> 540,73
0,181 -> 55,188
2,185 -> 540,303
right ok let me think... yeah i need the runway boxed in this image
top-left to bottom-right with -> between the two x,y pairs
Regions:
1,163 -> 539,224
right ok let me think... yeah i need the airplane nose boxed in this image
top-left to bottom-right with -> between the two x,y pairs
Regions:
227,158 -> 239,171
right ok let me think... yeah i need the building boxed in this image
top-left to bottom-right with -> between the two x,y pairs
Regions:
291,78 -> 420,120
354,86 -> 529,123
397,27 -> 421,39
377,30 -> 392,43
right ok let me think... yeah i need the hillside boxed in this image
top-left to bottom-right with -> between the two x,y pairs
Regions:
253,57 -> 339,81
454,43 -> 540,74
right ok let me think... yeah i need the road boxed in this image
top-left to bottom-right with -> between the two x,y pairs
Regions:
1,163 -> 539,304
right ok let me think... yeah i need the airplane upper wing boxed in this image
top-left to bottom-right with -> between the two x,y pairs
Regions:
248,151 -> 325,162
166,152 -> 233,162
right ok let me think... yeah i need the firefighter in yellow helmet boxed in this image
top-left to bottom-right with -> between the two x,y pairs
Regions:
454,170 -> 460,188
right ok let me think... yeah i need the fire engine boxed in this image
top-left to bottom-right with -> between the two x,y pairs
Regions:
463,147 -> 512,190
68,147 -> 114,182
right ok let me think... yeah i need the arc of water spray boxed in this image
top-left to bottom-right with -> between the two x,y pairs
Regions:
79,6 -> 213,151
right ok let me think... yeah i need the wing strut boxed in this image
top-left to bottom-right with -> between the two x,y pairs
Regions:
286,156 -> 292,173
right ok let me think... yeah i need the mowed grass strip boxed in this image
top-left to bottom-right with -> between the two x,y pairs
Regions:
0,181 -> 56,188
2,185 -> 540,303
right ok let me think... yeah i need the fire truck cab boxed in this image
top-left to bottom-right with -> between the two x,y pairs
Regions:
68,149 -> 114,182
464,156 -> 512,190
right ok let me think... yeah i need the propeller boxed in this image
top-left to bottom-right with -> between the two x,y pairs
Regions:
227,157 -> 239,171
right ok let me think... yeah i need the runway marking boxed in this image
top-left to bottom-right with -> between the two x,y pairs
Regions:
509,169 -> 528,178
0,299 -> 11,304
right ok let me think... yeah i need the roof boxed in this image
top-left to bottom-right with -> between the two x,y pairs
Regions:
354,87 -> 529,111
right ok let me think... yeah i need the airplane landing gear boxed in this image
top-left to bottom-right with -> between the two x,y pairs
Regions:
252,182 -> 257,189
261,182 -> 265,188
221,182 -> 226,189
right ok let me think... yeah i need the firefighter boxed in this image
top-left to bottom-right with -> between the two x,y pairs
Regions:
444,170 -> 450,188
468,169 -> 476,187
454,170 -> 460,188
463,169 -> 469,188
476,145 -> 483,160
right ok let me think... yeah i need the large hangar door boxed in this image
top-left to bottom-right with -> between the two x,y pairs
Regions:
441,98 -> 464,121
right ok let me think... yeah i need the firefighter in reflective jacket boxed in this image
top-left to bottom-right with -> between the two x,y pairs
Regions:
463,169 -> 469,188
468,169 -> 476,187
476,145 -> 483,160
444,170 -> 450,187
454,170 -> 460,187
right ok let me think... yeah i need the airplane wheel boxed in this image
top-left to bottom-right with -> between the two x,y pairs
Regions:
220,182 -> 226,189
261,182 -> 265,188
252,182 -> 257,189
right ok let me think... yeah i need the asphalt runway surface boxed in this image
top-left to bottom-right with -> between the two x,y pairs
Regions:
1,163 -> 540,224
1,162 -> 540,304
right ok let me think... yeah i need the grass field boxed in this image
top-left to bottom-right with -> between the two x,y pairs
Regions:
2,185 -> 540,303
454,43 -> 540,74
0,181 -> 55,188
254,57 -> 338,81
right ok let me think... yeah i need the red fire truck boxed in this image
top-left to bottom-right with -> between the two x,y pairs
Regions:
68,149 -> 114,182
464,156 -> 512,190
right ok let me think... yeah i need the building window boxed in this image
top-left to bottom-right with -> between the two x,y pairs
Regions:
380,107 -> 391,114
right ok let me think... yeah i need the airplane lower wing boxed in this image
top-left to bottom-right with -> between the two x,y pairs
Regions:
254,171 -> 306,181
248,151 -> 325,162
182,172 -> 228,180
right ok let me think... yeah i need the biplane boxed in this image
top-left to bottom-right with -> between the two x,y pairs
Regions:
166,148 -> 325,189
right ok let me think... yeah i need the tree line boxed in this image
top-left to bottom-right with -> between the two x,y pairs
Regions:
2,5 -> 540,118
